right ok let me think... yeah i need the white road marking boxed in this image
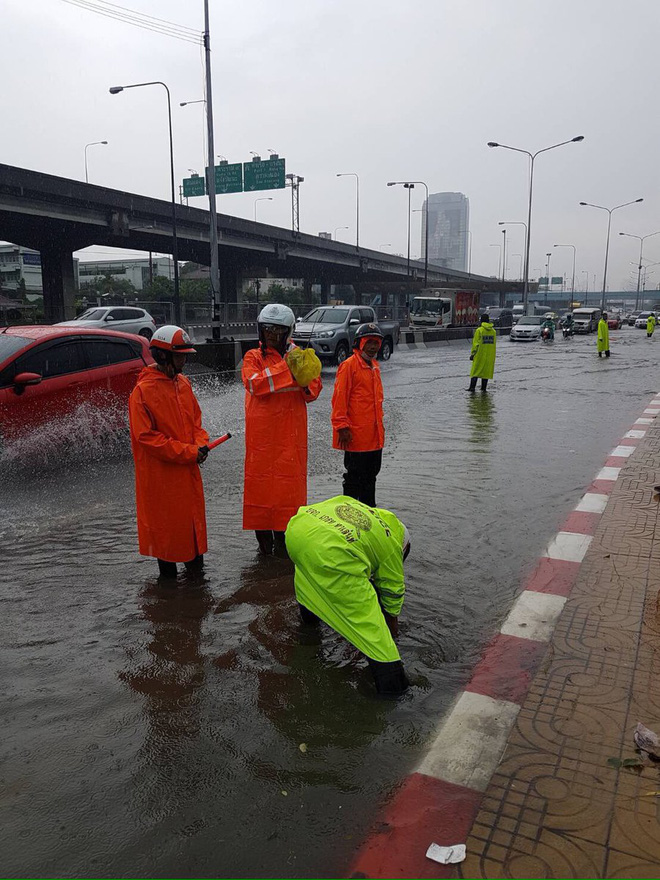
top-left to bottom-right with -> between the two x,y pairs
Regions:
575,493 -> 609,514
500,590 -> 567,642
545,531 -> 593,563
596,466 -> 622,481
416,691 -> 520,792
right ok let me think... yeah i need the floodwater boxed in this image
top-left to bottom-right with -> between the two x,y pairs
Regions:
1,328 -> 656,878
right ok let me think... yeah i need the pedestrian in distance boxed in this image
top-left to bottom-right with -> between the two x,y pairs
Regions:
597,312 -> 611,358
242,303 -> 322,557
128,326 -> 210,582
331,322 -> 385,507
285,495 -> 411,696
647,313 -> 656,338
469,313 -> 497,392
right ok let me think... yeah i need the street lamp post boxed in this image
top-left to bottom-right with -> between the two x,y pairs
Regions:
511,254 -> 523,280
579,198 -> 644,311
490,244 -> 502,277
387,180 -> 429,285
488,136 -> 584,315
581,269 -> 589,305
254,197 -> 273,222
618,230 -> 660,311
553,243 -> 577,303
336,173 -> 360,250
334,226 -> 349,241
545,252 -> 552,306
110,81 -> 181,324
498,222 -> 528,281
84,140 -> 108,184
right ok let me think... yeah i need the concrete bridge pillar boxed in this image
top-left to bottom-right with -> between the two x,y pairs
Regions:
41,246 -> 77,323
320,278 -> 331,305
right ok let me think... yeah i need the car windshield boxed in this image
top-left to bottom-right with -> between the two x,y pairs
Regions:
640,313 -> 653,319
0,334 -> 33,361
518,316 -> 542,325
487,309 -> 502,318
411,298 -> 447,314
75,309 -> 106,321
301,308 -> 348,324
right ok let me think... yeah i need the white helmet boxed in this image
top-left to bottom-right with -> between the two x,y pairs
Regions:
150,325 -> 196,353
257,303 -> 295,331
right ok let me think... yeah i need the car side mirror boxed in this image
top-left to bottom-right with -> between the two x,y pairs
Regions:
349,318 -> 360,325
105,315 -> 115,321
13,372 -> 42,395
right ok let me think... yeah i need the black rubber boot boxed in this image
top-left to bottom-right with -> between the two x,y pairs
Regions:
468,377 -> 478,392
255,530 -> 274,555
367,658 -> 410,696
481,378 -> 488,391
298,603 -> 321,626
184,554 -> 204,572
605,350 -> 611,358
273,531 -> 289,558
157,559 -> 178,581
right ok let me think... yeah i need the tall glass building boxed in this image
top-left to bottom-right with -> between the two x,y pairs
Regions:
421,192 -> 470,273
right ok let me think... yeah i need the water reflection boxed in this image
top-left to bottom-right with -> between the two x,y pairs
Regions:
467,391 -> 496,448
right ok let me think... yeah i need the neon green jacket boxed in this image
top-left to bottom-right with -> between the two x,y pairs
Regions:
285,495 -> 406,663
597,318 -> 610,352
647,316 -> 656,334
470,322 -> 496,379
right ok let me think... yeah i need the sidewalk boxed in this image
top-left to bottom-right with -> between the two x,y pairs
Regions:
460,413 -> 660,879
351,398 -> 660,880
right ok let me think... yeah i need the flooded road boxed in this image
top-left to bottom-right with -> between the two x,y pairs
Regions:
1,328 -> 656,878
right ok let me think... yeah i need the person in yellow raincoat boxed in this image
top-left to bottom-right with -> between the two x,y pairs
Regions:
242,303 -> 322,556
597,312 -> 610,358
129,326 -> 209,582
469,314 -> 497,392
647,313 -> 656,338
285,495 -> 411,696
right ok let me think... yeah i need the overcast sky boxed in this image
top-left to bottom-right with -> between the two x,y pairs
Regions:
3,0 -> 659,291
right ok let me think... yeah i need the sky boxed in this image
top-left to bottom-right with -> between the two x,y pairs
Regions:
3,0 -> 659,291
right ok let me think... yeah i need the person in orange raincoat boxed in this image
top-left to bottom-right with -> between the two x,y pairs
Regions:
242,303 -> 322,556
331,322 -> 385,507
129,325 -> 209,581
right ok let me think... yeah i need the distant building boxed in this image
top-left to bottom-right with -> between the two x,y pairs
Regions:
77,256 -> 173,291
0,244 -> 49,294
421,192 -> 470,273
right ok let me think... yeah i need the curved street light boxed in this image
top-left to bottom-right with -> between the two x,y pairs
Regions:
579,198 -> 644,310
84,140 -> 108,184
334,225 -> 349,241
488,136 -> 584,314
618,230 -> 660,310
253,197 -> 273,222
388,180 -> 429,285
110,81 -> 181,323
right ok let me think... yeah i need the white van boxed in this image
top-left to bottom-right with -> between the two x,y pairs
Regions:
572,307 -> 601,334
512,304 -> 525,324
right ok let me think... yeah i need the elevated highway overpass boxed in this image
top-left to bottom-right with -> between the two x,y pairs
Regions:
0,163 -> 517,322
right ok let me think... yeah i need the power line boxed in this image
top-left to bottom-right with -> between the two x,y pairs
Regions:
59,0 -> 201,44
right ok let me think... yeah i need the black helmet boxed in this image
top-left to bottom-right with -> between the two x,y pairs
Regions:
353,322 -> 384,346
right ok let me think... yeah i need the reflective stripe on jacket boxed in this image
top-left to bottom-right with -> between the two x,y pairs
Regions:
285,495 -> 406,663
470,322 -> 497,379
242,345 -> 322,531
129,365 -> 209,562
331,352 -> 384,452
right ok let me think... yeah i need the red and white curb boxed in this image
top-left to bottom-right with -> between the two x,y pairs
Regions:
350,393 -> 660,879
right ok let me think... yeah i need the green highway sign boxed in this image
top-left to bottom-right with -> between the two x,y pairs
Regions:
243,157 -> 286,192
182,175 -> 206,198
210,162 -> 243,194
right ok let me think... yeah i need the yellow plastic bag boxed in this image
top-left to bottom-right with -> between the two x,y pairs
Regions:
286,346 -> 322,387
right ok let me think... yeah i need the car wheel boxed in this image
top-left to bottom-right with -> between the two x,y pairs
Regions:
139,328 -> 153,340
378,338 -> 393,360
334,342 -> 349,365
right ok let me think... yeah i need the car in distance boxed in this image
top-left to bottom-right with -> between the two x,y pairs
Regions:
635,311 -> 656,329
510,315 -> 544,341
57,306 -> 157,339
572,307 -> 602,333
0,326 -> 153,444
626,311 -> 641,326
485,307 -> 514,328
607,314 -> 622,330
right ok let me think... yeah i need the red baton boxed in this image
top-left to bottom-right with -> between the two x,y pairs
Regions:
208,432 -> 232,450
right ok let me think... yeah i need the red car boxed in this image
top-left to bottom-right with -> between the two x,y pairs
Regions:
607,315 -> 622,330
0,326 -> 153,444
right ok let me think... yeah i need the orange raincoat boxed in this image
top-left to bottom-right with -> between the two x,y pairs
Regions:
242,345 -> 322,530
331,352 -> 384,451
129,365 -> 209,562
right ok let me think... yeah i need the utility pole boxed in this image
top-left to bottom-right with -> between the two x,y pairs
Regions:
286,174 -> 304,232
203,0 -> 222,339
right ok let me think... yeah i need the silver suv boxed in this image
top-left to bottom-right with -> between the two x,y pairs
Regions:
57,306 -> 157,339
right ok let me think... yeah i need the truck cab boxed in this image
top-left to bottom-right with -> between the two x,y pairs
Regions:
291,305 -> 399,364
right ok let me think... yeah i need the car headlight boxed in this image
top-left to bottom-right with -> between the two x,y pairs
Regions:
314,330 -> 335,338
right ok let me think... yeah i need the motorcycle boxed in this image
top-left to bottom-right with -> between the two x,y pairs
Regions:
562,323 -> 574,339
541,326 -> 554,342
